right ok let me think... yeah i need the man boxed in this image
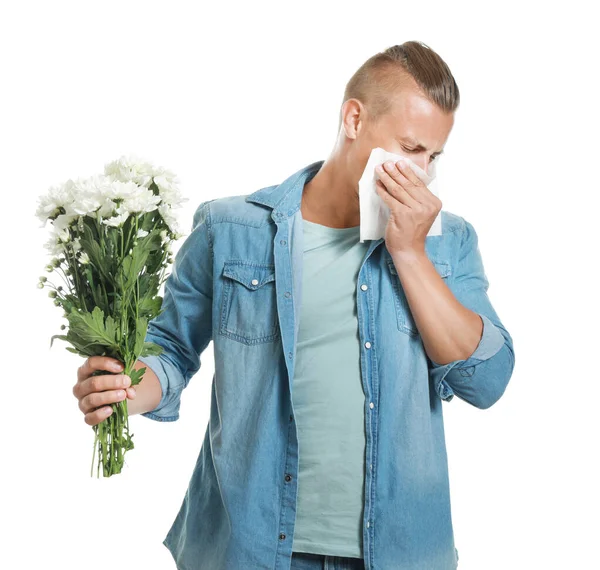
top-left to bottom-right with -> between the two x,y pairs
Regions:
75,40 -> 515,569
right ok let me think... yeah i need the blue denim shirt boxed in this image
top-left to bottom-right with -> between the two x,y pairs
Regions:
137,159 -> 515,570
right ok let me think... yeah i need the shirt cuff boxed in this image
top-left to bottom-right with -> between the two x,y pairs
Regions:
429,313 -> 505,370
137,353 -> 184,422
430,314 -> 506,402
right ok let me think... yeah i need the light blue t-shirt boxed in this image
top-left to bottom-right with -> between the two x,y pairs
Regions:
291,218 -> 371,558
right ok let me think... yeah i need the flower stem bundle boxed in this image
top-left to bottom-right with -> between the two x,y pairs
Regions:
36,154 -> 188,477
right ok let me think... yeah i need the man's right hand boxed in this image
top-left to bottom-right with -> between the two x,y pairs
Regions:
73,356 -> 137,426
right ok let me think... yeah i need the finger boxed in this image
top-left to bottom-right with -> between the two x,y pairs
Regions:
126,387 -> 136,399
375,180 -> 393,209
394,160 -> 430,204
80,387 -> 127,415
84,404 -> 114,426
77,372 -> 131,401
395,160 -> 422,187
376,165 -> 418,208
375,180 -> 410,214
77,356 -> 124,384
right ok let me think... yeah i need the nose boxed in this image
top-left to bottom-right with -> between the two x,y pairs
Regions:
416,160 -> 428,175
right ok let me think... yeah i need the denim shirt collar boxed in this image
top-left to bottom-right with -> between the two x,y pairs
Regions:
245,159 -> 325,217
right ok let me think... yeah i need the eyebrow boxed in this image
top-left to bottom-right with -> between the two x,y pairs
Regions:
398,136 -> 445,157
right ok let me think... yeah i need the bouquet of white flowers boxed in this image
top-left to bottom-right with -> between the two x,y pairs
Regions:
36,154 -> 188,478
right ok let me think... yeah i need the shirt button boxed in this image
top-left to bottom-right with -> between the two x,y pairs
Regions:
251,279 -> 259,286
366,521 -> 370,528
370,463 -> 373,471
280,239 -> 287,246
285,291 -> 291,298
361,284 -> 368,291
285,474 -> 292,482
369,402 -> 374,409
365,341 -> 372,349
279,533 -> 286,540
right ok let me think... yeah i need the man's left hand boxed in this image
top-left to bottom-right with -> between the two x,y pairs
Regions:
375,159 -> 442,256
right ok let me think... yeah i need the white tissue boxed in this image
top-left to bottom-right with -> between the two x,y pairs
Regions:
358,146 -> 442,243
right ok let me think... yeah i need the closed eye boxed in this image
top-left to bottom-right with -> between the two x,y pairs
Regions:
403,147 -> 441,163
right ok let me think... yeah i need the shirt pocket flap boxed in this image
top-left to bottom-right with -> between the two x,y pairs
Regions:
222,262 -> 276,290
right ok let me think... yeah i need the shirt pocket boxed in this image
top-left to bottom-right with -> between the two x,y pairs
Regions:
386,258 -> 452,336
219,260 -> 281,345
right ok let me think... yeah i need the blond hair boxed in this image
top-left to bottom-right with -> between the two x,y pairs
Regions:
339,41 -> 460,129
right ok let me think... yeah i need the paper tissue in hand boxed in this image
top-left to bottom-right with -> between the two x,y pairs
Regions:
358,146 -> 442,243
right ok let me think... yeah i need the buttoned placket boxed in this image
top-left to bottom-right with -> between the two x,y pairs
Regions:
355,239 -> 384,569
271,208 -> 302,568
360,286 -> 375,477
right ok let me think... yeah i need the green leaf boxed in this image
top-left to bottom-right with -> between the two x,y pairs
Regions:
66,306 -> 119,351
121,248 -> 150,290
80,225 -> 111,282
138,296 -> 162,319
133,316 -> 148,356
128,367 -> 145,386
141,341 -> 164,357
105,314 -> 120,344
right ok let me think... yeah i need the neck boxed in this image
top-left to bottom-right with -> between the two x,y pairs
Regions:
301,155 -> 360,229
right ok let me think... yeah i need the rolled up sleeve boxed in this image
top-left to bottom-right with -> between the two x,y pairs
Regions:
429,218 -> 515,409
138,200 -> 214,422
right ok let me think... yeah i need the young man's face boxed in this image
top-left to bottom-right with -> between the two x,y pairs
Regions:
345,85 -> 455,182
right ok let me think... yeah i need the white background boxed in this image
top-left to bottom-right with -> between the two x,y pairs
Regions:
2,1 -> 598,568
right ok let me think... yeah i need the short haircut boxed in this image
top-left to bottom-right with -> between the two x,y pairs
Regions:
339,41 -> 460,130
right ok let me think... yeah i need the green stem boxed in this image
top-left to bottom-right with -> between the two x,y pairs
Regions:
89,366 -> 136,478
91,424 -> 98,478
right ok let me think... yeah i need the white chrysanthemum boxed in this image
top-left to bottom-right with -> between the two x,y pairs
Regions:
49,212 -> 80,243
151,164 -> 178,184
56,226 -> 71,243
94,180 -> 160,218
121,186 -> 162,215
53,211 -> 79,229
102,205 -> 130,228
153,170 -> 188,208
71,237 -> 82,253
158,203 -> 182,235
104,154 -> 154,188
96,197 -> 118,219
136,229 -> 149,238
44,234 -> 65,256
68,174 -> 115,217
35,179 -> 77,226
79,252 -> 90,264
102,179 -> 142,201
159,229 -> 168,245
